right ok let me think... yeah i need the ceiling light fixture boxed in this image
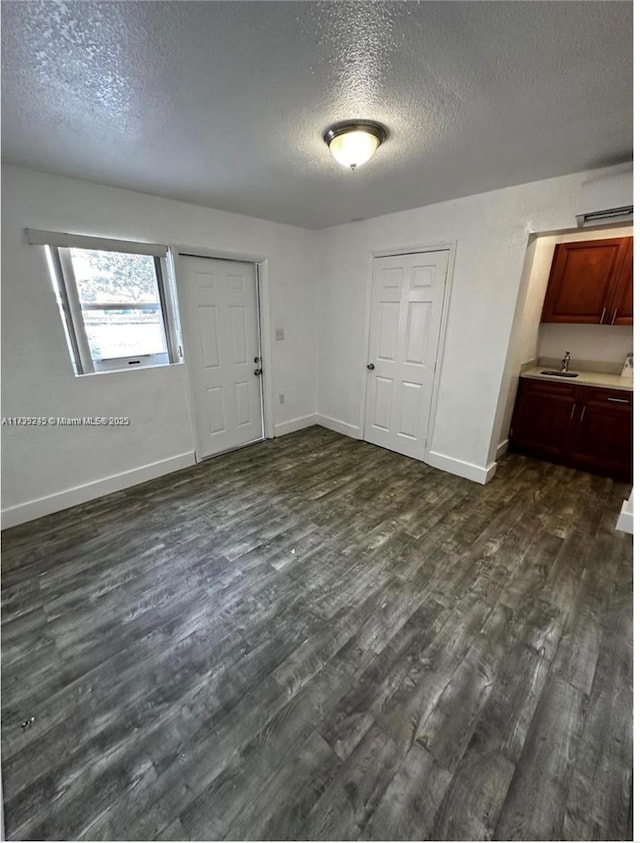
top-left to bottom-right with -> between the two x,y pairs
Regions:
323,120 -> 387,170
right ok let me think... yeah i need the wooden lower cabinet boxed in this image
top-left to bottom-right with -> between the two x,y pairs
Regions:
510,378 -> 632,481
569,387 -> 633,478
509,380 -> 576,460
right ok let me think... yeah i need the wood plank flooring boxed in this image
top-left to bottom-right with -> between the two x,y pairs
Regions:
1,426 -> 633,840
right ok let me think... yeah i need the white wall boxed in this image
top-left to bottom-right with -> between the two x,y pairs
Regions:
2,162 -> 632,527
616,488 -> 634,534
516,237 -> 557,366
315,164 -> 632,480
1,165 -> 318,526
538,323 -> 633,366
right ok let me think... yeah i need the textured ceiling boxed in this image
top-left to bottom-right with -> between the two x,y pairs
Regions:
1,1 -> 633,229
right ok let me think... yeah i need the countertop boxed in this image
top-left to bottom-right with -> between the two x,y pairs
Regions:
521,366 -> 633,392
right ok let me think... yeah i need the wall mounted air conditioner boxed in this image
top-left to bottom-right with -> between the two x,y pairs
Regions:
576,171 -> 633,227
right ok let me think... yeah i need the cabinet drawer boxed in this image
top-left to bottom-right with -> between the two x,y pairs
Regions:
518,378 -> 579,401
581,387 -> 632,410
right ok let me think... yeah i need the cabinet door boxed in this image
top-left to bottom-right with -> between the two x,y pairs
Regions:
541,239 -> 629,324
611,239 -> 633,325
510,379 -> 577,459
569,388 -> 632,481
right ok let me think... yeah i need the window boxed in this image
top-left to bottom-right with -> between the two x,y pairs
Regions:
28,230 -> 182,375
58,247 -> 171,373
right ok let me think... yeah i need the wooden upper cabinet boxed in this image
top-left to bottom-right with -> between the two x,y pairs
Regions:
541,237 -> 632,325
611,238 -> 633,325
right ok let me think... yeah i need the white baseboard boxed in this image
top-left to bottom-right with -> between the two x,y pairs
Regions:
312,421 -> 495,484
1,452 -> 196,530
273,414 -> 318,437
495,439 -> 510,459
427,450 -> 497,485
616,498 -> 634,534
316,414 -> 361,439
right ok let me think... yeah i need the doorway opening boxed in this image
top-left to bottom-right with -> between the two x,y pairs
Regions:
497,222 -> 634,456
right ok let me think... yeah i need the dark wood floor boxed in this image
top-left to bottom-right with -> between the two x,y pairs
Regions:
1,426 -> 633,841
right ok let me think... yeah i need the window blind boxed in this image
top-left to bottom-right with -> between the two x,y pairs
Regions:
25,229 -> 168,258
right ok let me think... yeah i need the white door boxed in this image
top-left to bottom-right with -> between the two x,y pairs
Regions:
179,255 -> 263,459
364,250 -> 449,460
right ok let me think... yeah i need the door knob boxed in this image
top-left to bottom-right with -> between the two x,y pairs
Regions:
254,368 -> 263,376
367,363 -> 375,370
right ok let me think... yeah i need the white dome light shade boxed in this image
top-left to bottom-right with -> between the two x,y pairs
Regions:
324,121 -> 387,170
328,130 -> 380,169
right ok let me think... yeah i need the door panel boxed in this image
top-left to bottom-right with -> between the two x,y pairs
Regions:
235,381 -> 251,426
364,251 -> 448,460
411,263 -> 436,288
207,386 -> 225,434
398,381 -> 421,440
230,305 -> 249,364
180,255 -> 263,459
404,301 -> 430,364
372,376 -> 394,431
382,266 -> 403,288
198,306 -> 220,368
378,302 -> 400,360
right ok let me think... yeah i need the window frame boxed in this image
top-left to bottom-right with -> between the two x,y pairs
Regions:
43,238 -> 182,376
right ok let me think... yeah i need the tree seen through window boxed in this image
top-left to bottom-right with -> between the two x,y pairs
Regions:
69,248 -> 167,361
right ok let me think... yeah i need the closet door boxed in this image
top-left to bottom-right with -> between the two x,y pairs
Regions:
364,250 -> 448,460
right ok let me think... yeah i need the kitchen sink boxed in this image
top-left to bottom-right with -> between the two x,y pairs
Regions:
540,370 -> 579,378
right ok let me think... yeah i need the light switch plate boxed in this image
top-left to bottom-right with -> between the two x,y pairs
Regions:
275,327 -> 285,341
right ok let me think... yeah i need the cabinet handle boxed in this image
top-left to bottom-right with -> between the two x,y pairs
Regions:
599,307 -> 606,324
579,406 -> 586,422
611,308 -> 618,324
607,397 -> 629,404
570,404 -> 576,419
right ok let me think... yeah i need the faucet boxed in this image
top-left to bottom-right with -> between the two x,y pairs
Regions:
561,350 -> 571,372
